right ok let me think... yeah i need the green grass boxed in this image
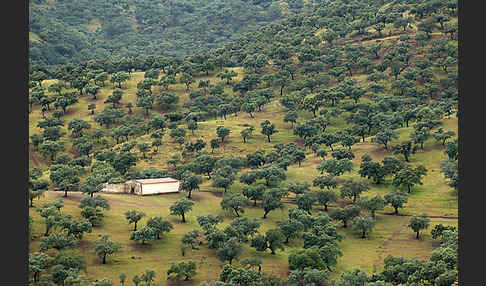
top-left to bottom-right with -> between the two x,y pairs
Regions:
29,186 -> 456,284
29,32 -> 44,43
29,65 -> 458,284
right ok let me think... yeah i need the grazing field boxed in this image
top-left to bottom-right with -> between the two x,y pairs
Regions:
28,1 -> 459,284
29,188 -> 457,285
29,68 -> 458,283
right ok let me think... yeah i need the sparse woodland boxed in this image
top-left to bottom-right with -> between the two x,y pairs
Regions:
29,0 -> 458,285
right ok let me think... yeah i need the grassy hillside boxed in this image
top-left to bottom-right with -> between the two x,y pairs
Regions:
28,0 -> 459,285
29,68 -> 457,284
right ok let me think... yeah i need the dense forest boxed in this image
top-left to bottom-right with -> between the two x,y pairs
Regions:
28,0 -> 306,66
28,0 -> 458,285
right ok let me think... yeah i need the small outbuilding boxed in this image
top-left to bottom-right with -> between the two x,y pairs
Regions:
101,181 -> 129,194
101,177 -> 180,196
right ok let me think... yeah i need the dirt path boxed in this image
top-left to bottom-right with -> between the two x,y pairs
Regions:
281,197 -> 457,219
372,227 -> 403,273
380,213 -> 457,219
43,191 -> 174,209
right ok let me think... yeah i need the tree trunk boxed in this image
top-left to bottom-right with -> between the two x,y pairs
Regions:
263,210 -> 269,218
229,258 -> 233,265
394,207 -> 399,215
267,135 -> 271,142
343,220 -> 347,228
90,192 -> 94,198
234,209 -> 240,217
103,254 -> 106,264
182,213 -> 186,223
134,222 -> 137,231
64,190 -> 68,197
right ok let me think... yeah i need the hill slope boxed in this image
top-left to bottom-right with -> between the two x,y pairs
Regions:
28,0 -> 459,285
29,0 -> 293,66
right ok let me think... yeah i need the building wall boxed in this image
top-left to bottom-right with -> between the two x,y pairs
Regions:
101,183 -> 128,194
141,182 -> 180,195
126,181 -> 143,195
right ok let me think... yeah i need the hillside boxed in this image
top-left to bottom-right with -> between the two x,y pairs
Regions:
28,0 -> 459,285
29,0 -> 291,66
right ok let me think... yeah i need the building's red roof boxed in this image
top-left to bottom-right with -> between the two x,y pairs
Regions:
134,178 -> 179,184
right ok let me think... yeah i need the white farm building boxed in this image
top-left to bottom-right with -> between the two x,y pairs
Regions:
101,178 -> 180,196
